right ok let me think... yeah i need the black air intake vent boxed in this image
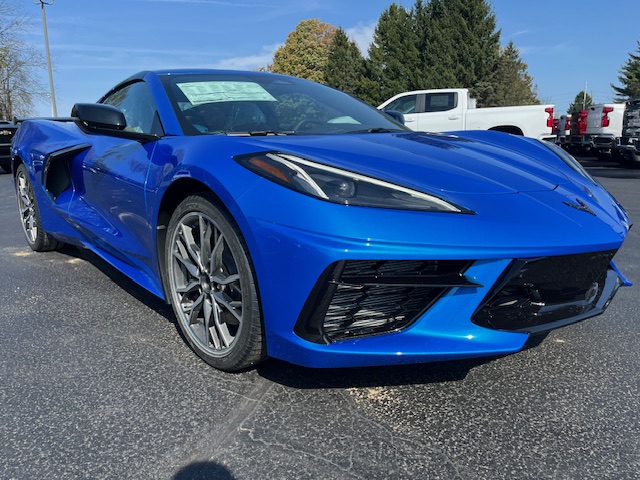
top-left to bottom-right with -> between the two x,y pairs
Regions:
295,259 -> 478,344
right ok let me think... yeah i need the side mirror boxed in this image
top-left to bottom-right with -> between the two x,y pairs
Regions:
71,103 -> 126,131
383,109 -> 405,125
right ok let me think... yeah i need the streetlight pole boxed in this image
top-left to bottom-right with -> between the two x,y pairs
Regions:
35,0 -> 57,117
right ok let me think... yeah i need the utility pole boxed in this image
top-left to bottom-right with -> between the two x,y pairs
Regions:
582,82 -> 587,110
35,0 -> 57,117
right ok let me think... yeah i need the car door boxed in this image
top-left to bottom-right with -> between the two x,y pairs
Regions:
66,81 -> 164,285
416,92 -> 463,132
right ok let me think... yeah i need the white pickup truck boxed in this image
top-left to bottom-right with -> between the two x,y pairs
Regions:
379,88 -> 555,140
567,104 -> 625,159
586,103 -> 625,156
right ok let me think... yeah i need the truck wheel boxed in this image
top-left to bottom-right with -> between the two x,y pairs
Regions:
624,151 -> 640,169
616,150 -> 640,169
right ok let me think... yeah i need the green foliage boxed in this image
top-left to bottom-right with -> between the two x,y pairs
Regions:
424,0 -> 501,94
270,19 -> 337,84
567,91 -> 594,113
268,0 -> 539,109
474,41 -> 540,107
612,40 -> 640,101
360,0 -> 505,105
324,28 -> 365,96
360,3 -> 421,105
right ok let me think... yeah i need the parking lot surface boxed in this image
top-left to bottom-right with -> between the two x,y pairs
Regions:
0,159 -> 638,479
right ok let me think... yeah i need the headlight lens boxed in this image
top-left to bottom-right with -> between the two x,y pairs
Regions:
235,151 -> 472,213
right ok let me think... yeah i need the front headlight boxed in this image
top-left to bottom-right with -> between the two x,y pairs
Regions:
234,151 -> 473,213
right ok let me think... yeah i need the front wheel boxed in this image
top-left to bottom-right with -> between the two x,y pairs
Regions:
165,194 -> 265,371
15,164 -> 62,251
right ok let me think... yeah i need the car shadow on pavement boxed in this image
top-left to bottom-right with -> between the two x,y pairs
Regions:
255,356 -> 496,390
55,244 -> 177,325
53,244 -> 546,390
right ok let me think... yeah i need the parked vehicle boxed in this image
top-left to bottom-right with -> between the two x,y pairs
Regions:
585,103 -> 625,160
617,98 -> 640,168
379,89 -> 555,140
0,120 -> 18,172
568,109 -> 590,155
11,70 -> 630,371
556,114 -> 571,149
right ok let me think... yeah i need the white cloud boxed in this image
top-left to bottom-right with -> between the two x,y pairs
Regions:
345,21 -> 376,56
212,44 -> 281,71
135,0 -> 265,6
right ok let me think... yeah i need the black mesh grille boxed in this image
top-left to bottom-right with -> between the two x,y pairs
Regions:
472,250 -> 617,332
295,260 -> 476,344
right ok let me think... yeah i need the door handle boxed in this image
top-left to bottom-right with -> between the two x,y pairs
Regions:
448,115 -> 460,120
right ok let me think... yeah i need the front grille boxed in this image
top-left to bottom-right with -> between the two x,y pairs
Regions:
472,250 -> 617,332
295,260 -> 477,344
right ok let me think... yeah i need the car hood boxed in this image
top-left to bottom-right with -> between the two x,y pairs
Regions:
238,131 -> 571,195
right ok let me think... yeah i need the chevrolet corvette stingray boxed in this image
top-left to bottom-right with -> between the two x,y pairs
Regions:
11,70 -> 631,371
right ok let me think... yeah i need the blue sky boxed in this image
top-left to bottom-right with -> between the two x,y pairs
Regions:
18,0 -> 640,117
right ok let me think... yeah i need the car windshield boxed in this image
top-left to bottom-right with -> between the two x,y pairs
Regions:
159,72 -> 408,136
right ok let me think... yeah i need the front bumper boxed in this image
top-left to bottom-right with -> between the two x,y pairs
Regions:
232,187 -> 629,368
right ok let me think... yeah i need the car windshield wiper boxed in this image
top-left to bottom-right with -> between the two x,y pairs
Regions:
224,131 -> 294,137
344,127 -> 404,134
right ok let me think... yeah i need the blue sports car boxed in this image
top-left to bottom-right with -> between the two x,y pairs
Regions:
11,70 -> 631,371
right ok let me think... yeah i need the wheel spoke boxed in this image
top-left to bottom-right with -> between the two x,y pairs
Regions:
210,301 -> 234,348
213,290 -> 242,324
200,215 -> 212,274
203,295 -> 216,348
175,279 -> 200,294
173,233 -> 200,278
183,293 -> 205,325
210,233 -> 225,273
211,272 -> 239,286
180,223 -> 204,271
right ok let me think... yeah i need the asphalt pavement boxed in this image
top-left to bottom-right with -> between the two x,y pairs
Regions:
0,159 -> 638,480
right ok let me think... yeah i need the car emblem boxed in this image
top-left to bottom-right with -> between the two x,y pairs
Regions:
563,198 -> 596,216
0,130 -> 12,136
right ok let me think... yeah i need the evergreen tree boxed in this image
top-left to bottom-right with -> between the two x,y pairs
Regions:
425,0 -> 501,101
612,40 -> 640,101
417,0 -> 458,89
270,19 -> 337,84
568,91 -> 593,113
360,3 -> 420,105
476,41 -> 540,107
324,28 -> 365,97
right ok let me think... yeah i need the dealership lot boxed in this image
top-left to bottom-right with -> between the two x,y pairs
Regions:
0,159 -> 638,480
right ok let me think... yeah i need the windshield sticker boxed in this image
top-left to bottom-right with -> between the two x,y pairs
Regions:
177,81 -> 277,105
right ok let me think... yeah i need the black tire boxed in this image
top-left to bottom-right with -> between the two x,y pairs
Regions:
0,162 -> 10,174
165,194 -> 265,371
617,150 -> 640,169
594,149 -> 611,161
15,164 -> 62,252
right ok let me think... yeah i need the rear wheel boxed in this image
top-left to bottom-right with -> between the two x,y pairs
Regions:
165,194 -> 265,371
15,164 -> 62,251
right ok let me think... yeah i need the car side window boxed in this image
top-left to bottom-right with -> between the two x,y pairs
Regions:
424,93 -> 457,112
385,95 -> 417,114
103,81 -> 164,136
